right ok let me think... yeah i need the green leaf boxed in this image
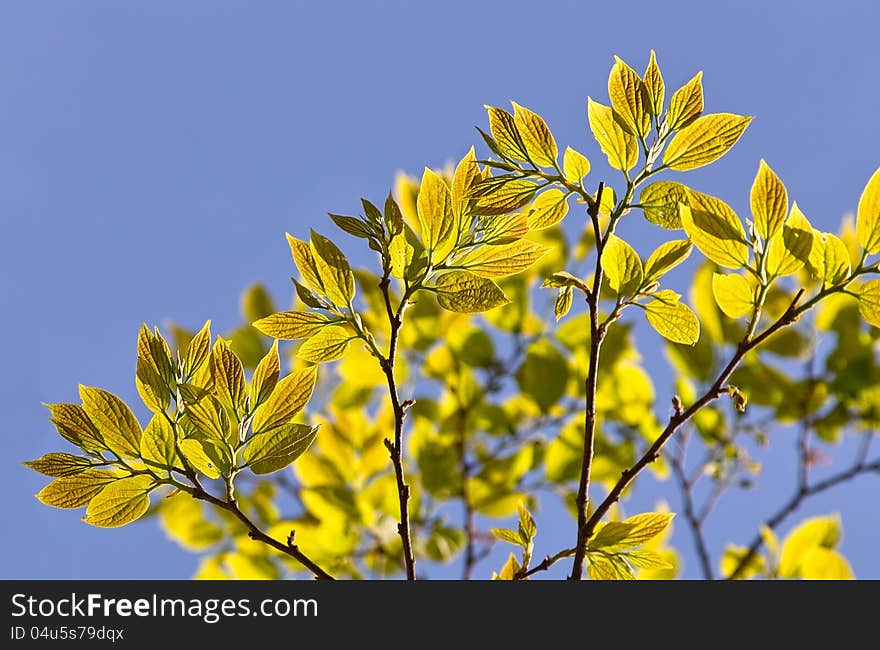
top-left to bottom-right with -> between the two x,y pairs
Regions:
491,528 -> 525,547
516,340 -> 568,411
433,271 -> 509,313
642,50 -> 665,117
485,105 -> 529,163
526,188 -> 569,229
180,394 -> 229,444
36,469 -> 120,509
608,55 -> 651,137
779,515 -> 842,578
310,230 -> 356,306
79,386 -> 142,458
241,283 -> 276,323
390,223 -> 428,280
183,320 -> 212,378
211,337 -> 247,416
856,278 -> 880,328
625,549 -> 673,570
518,502 -> 537,544
643,239 -> 691,283
712,273 -> 754,318
328,213 -> 373,239
679,196 -> 749,269
800,547 -> 854,580
750,160 -> 788,240
815,232 -> 851,284
856,167 -> 880,254
542,271 -> 589,293
250,340 -> 280,409
587,553 -> 635,580
644,291 -> 700,345
251,365 -> 318,434
639,181 -> 689,229
417,167 -> 458,263
84,474 -> 155,528
456,239 -> 549,278
555,286 -> 573,321
296,325 -> 354,363
587,97 -> 638,172
665,71 -> 703,131
252,311 -> 332,340
601,234 -> 644,295
44,402 -> 105,452
292,277 -> 323,309
472,177 -> 539,215
590,512 -> 675,551
24,453 -> 94,478
495,553 -> 522,581
286,233 -> 325,295
452,147 -> 481,222
563,146 -> 591,184
135,325 -> 173,413
244,423 -> 319,475
512,102 -> 558,167
765,202 -> 814,277
179,438 -> 226,480
721,544 -> 764,579
663,113 -> 752,171
140,414 -> 177,470
481,213 -> 529,245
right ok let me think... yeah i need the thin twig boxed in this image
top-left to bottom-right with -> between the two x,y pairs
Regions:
669,431 -> 714,580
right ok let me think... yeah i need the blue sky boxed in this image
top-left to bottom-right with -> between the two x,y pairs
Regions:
1,0 -> 878,579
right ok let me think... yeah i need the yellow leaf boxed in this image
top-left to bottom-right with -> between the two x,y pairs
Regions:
666,71 -> 703,131
555,286 -> 573,321
250,340 -> 280,409
511,101 -> 558,167
800,547 -> 854,580
481,213 -> 529,245
389,224 -> 428,280
587,97 -> 638,172
183,320 -> 212,378
526,188 -> 569,229
663,113 -> 752,171
485,105 -> 529,163
587,553 -> 634,580
160,494 -> 223,552
210,337 -> 247,416
310,230 -> 356,305
601,234 -> 644,295
819,233 -> 851,284
608,55 -> 651,137
779,514 -> 841,578
712,272 -> 754,318
750,160 -> 788,240
251,366 -> 318,434
244,423 -> 319,475
433,271 -> 508,313
44,402 -> 105,452
644,291 -> 700,345
679,195 -> 749,269
644,239 -> 692,281
252,311 -> 332,340
563,146 -> 591,184
286,233 -> 325,294
84,474 -> 155,528
639,181 -> 689,229
36,469 -> 120,509
140,414 -> 177,470
23,452 -> 93,478
451,147 -> 480,222
720,544 -> 764,579
857,278 -> 880,328
296,325 -> 354,363
589,512 -> 675,550
856,167 -> 880,253
457,239 -> 549,278
642,50 -> 664,117
765,202 -> 814,277
417,168 -> 457,262
473,177 -> 539,215
179,438 -> 225,479
79,386 -> 142,458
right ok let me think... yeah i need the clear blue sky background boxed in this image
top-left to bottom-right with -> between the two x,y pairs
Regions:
2,0 -> 878,579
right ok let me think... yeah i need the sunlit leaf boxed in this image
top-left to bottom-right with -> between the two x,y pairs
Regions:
601,234 -> 644,295
244,423 -> 319,475
512,101 -> 558,167
712,272 -> 754,318
644,239 -> 692,282
856,167 -> 880,253
84,474 -> 155,528
252,311 -> 332,340
663,113 -> 752,171
456,239 -> 549,277
587,98 -> 638,172
643,290 -> 700,345
666,71 -> 703,131
563,146 -> 591,184
750,160 -> 788,240
296,326 -> 354,363
433,271 -> 509,313
608,55 -> 651,137
251,366 -> 318,434
79,386 -> 142,458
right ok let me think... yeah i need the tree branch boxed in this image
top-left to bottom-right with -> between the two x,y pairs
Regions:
668,431 -> 714,579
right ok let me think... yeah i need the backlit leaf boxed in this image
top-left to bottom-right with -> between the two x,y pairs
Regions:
644,239 -> 692,281
472,177 -> 539,215
601,234 -> 644,295
251,340 -> 280,409
526,189 -> 569,229
779,515 -> 842,578
184,320 -> 212,379
36,469 -> 120,509
555,286 -> 573,321
751,160 -> 788,240
84,474 -> 155,528
417,167 -> 458,263
44,402 -> 105,452
481,213 -> 529,245
140,414 -> 177,470
680,198 -> 749,269
663,113 -> 752,171
457,239 -> 549,277
244,423 -> 319,475
211,337 -> 247,417
587,98 -> 638,172
608,55 -> 651,137
251,366 -> 318,434
644,291 -> 700,345
485,105 -> 529,163
179,438 -> 226,480
79,386 -> 142,458
639,181 -> 689,229
433,271 -> 509,313
712,272 -> 754,318
452,147 -> 481,221
856,167 -> 880,253
766,203 -> 814,277
590,512 -> 675,550
666,71 -> 703,131
516,340 -> 568,411
310,230 -> 356,305
563,146 -> 591,184
296,325 -> 354,363
856,279 -> 880,328
800,547 -> 854,580
252,311 -> 332,340
286,234 -> 325,295
642,50 -> 665,117
24,453 -> 94,478
512,102 -> 558,167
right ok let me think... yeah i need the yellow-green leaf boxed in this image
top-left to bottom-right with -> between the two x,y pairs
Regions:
310,230 -> 356,305
680,197 -> 749,269
601,234 -> 644,295
473,177 -> 539,215
179,438 -> 226,480
666,71 -> 703,131
608,55 -> 651,137
590,512 -> 675,550
857,278 -> 880,328
555,286 -> 573,321
286,233 -> 325,294
587,553 -> 635,580
643,50 -> 664,117
251,365 -> 318,434
512,102 -> 558,167
79,386 -> 142,458
766,202 -> 814,277
481,213 -> 529,245
296,325 -> 354,363
184,320 -> 212,378
563,146 -> 591,184
663,113 -> 752,171
135,325 -> 173,413
750,159 -> 788,240
24,453 -> 94,478
457,239 -> 549,277
779,515 -> 841,578
644,239 -> 692,281
84,474 -> 155,528
526,188 -> 570,229
452,147 -> 481,221
36,469 -> 120,509
434,271 -> 508,313
140,414 -> 177,470
587,97 -> 638,172
800,547 -> 854,580
389,224 -> 428,280
644,291 -> 700,345
639,181 -> 689,229
44,402 -> 105,452
818,233 -> 851,284
244,423 -> 319,475
856,167 -> 880,253
211,337 -> 247,416
252,311 -> 332,340
248,343 -> 278,411
160,495 -> 224,552
485,105 -> 529,163
712,272 -> 754,318
417,168 -> 458,262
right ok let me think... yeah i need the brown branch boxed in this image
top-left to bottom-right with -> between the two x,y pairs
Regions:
456,401 -> 479,580
668,431 -> 714,580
